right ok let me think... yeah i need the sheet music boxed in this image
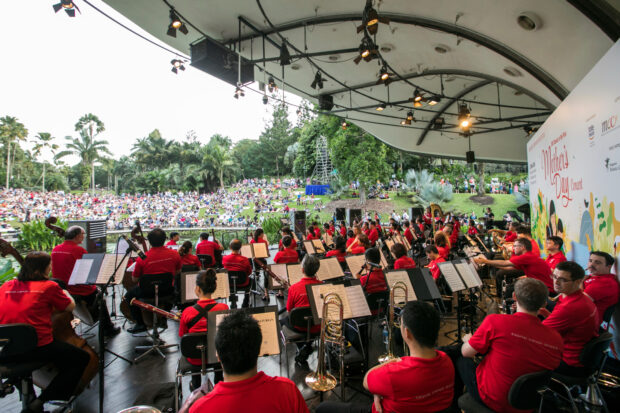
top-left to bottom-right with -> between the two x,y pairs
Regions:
69,259 -> 93,285
252,242 -> 269,258
315,257 -> 344,281
322,233 -> 334,247
345,285 -> 372,317
287,263 -> 304,285
95,254 -> 129,284
385,239 -> 396,258
312,239 -> 326,254
310,283 -> 353,320
467,261 -> 484,286
183,272 -> 200,302
167,245 -> 180,251
240,244 -> 252,259
215,311 -> 280,356
115,238 -> 130,254
269,264 -> 288,288
379,249 -> 389,268
437,261 -> 466,292
183,271 -> 230,301
303,240 -> 315,254
402,236 -> 411,251
385,271 -> 417,302
345,255 -> 366,276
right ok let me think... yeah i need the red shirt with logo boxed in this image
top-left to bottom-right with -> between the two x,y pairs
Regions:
360,269 -> 388,293
179,298 -> 229,365
274,248 -> 299,264
545,252 -> 567,270
394,256 -> 416,270
133,246 -> 182,280
468,312 -> 563,413
222,253 -> 252,287
0,280 -> 72,347
196,240 -> 222,267
583,273 -> 620,325
180,253 -> 202,269
366,351 -> 454,413
286,277 -> 322,333
51,240 -> 97,296
428,257 -> 446,280
509,252 -> 553,291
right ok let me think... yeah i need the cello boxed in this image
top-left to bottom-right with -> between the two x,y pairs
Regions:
120,221 -> 150,321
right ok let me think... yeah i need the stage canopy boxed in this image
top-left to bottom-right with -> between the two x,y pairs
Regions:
102,0 -> 620,163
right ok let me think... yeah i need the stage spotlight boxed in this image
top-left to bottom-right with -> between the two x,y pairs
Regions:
167,10 -> 188,38
407,111 -> 414,121
354,35 -> 377,64
413,101 -> 422,108
234,86 -> 245,99
279,41 -> 291,66
380,65 -> 389,81
458,104 -> 471,129
311,71 -> 324,90
267,77 -> 278,93
376,103 -> 386,111
53,0 -> 80,17
432,117 -> 445,130
170,59 -> 185,74
428,95 -> 441,106
357,0 -> 390,35
413,89 -> 423,102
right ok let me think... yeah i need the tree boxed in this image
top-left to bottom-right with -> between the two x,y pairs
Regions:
0,116 -> 28,189
203,135 -> 234,189
74,114 -> 105,193
257,103 -> 294,177
32,132 -> 59,191
477,162 -> 486,196
56,130 -> 111,190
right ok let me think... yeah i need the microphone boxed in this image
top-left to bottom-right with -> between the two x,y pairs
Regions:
122,235 -> 147,259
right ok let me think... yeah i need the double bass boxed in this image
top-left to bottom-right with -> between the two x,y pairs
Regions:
120,221 -> 149,321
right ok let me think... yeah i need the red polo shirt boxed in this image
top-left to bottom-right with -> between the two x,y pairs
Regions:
510,252 -> 553,292
133,246 -> 182,280
222,253 -> 252,287
314,228 -> 321,238
394,256 -> 416,270
346,237 -> 355,248
179,298 -> 229,365
189,371 -> 309,413
274,248 -> 299,264
278,238 -> 297,250
286,277 -> 322,333
428,257 -> 446,280
350,245 -> 366,255
583,273 -> 620,325
368,228 -> 379,245
180,253 -> 202,269
51,240 -> 97,296
339,226 -> 346,237
404,228 -> 414,243
543,290 -> 599,366
468,313 -> 563,413
325,249 -> 346,263
505,231 -> 517,242
361,269 -> 387,293
165,240 -> 177,246
366,351 -> 454,413
196,240 -> 221,267
0,280 -> 72,347
437,246 -> 450,260
545,251 -> 567,270
467,226 -> 478,236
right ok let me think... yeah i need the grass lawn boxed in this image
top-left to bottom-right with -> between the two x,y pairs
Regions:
387,193 -> 521,218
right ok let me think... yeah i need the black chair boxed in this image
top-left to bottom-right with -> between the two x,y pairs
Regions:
181,265 -> 200,273
549,332 -> 613,413
174,333 -> 222,412
279,307 -> 319,377
601,304 -> 616,331
197,255 -> 213,268
134,273 -> 178,363
0,324 -> 47,411
227,270 -> 250,309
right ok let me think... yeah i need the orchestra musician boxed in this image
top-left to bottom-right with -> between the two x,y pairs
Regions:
584,251 -> 619,325
305,224 -> 317,240
433,231 -> 450,260
196,232 -> 223,268
178,241 -> 202,270
312,221 -> 321,239
354,248 -> 387,294
250,229 -> 271,301
189,311 -> 309,413
273,236 -> 299,264
544,236 -> 566,271
444,278 -> 563,413
515,225 -> 540,257
402,220 -> 415,245
346,226 -> 360,248
425,245 -> 445,281
467,219 -> 478,236
50,226 -> 119,337
338,220 -> 347,238
222,239 -> 252,308
124,228 -> 182,333
323,223 -> 334,237
347,233 -> 369,255
489,222 -> 518,243
317,301 -> 454,413
279,227 -> 297,251
443,224 -> 458,251
0,252 -> 90,413
367,221 -> 379,247
325,236 -> 347,264
391,243 -> 416,269
178,269 -> 228,390
166,232 -> 180,247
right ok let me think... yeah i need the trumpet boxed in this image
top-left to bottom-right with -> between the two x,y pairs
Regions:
379,281 -> 408,364
306,293 -> 345,394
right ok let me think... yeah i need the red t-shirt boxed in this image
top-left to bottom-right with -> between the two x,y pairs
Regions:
394,256 -> 416,270
325,249 -> 346,263
545,251 -> 567,270
133,246 -> 182,280
360,269 -> 388,293
0,280 -> 72,347
179,298 -> 229,365
274,248 -> 299,264
504,231 -> 517,242
314,228 -> 321,238
436,246 -> 450,260
180,253 -> 202,269
467,226 -> 478,236
222,253 -> 252,287
286,277 -> 322,333
51,240 -> 97,296
368,228 -> 379,245
366,352 -> 454,413
346,238 -> 355,248
428,257 -> 446,280
542,290 -> 599,366
403,228 -> 414,243
165,240 -> 177,246
196,240 -> 221,267
306,232 -> 317,240
189,371 -> 309,413
583,273 -> 620,325
509,252 -> 553,291
339,226 -> 346,237
468,313 -> 563,413
278,238 -> 297,250
449,231 -> 458,248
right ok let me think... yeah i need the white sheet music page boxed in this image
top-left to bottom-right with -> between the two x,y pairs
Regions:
215,311 -> 279,356
379,249 -> 389,268
316,257 -> 344,281
240,245 -> 253,259
385,239 -> 396,258
455,262 -> 482,288
312,239 -> 326,254
385,271 -> 417,301
96,254 -> 129,284
212,272 -> 230,300
269,264 -> 288,287
287,264 -> 304,286
345,285 -> 371,317
468,261 -> 484,286
69,259 -> 93,285
183,272 -> 200,302
438,261 -> 466,292
310,284 -> 352,320
345,255 -> 366,277
252,242 -> 269,259
303,240 -> 315,255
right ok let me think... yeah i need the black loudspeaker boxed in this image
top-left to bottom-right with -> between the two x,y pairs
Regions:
466,151 -> 476,164
190,38 -> 254,87
290,211 -> 306,237
68,219 -> 107,253
335,208 -> 346,222
409,207 -> 425,220
346,209 -> 362,226
319,94 -> 334,111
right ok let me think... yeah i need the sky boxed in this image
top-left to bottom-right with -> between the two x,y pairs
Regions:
0,1 -> 302,164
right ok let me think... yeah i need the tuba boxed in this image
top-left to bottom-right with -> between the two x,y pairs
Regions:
379,281 -> 408,363
306,293 -> 345,394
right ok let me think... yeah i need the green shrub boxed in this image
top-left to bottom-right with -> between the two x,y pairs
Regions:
17,219 -> 67,253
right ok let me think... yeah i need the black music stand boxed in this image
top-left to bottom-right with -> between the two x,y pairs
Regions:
227,271 -> 249,309
437,261 -> 469,345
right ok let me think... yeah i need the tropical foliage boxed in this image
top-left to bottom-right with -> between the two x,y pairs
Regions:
17,219 -> 67,253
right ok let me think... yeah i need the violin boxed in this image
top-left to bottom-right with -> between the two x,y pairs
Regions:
45,216 -> 65,238
0,237 -> 24,265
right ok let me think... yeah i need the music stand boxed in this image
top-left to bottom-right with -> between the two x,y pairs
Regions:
306,281 -> 371,325
180,271 -> 230,304
303,240 -> 316,255
315,257 -> 345,282
384,271 -> 417,302
437,261 -> 468,344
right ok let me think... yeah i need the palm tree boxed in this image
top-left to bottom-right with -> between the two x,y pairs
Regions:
32,132 -> 59,191
202,142 -> 234,189
55,130 -> 111,191
0,116 -> 28,189
74,114 -> 105,193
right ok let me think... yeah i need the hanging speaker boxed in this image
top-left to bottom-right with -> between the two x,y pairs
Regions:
466,151 -> 476,164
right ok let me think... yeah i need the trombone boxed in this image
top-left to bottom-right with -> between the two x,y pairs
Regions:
378,281 -> 408,364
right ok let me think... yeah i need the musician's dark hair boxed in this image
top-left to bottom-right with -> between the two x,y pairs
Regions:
323,223 -> 330,230
215,311 -> 262,375
229,239 -> 242,251
590,251 -> 614,266
347,229 -> 354,238
148,228 -> 166,247
196,268 -> 217,294
516,225 -> 531,236
391,243 -> 407,259
515,237 -> 532,252
547,236 -> 563,249
370,220 -> 376,227
425,245 -> 439,255
170,232 -> 179,239
402,220 -> 410,228
253,228 -> 264,242
434,232 -> 447,247
178,241 -> 192,256
282,235 -> 292,248
365,247 -> 381,266
334,236 -> 346,252
302,254 -> 320,278
65,225 -> 84,240
556,261 -> 586,281
199,232 -> 209,241
18,252 -> 51,282
281,227 -> 292,235
514,278 -> 548,312
402,301 -> 440,348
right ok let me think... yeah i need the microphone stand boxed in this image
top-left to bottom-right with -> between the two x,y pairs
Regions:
97,245 -> 134,413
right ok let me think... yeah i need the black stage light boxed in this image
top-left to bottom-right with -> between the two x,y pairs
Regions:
279,41 -> 291,66
311,71 -> 324,90
53,0 -> 80,17
167,10 -> 188,38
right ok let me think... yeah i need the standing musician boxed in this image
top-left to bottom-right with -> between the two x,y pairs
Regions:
347,233 -> 369,255
179,269 -> 228,390
178,241 -> 202,270
0,252 -> 90,413
545,236 -> 566,271
317,301 -> 454,413
195,233 -> 223,268
278,227 -> 297,251
250,229 -> 271,301
51,226 -> 119,337
166,232 -> 180,247
124,228 -> 182,333
425,245 -> 445,281
367,221 -> 379,247
354,248 -> 387,294
189,311 -> 309,413
222,239 -> 252,308
273,236 -> 299,264
584,251 -> 619,325
325,236 -> 347,264
391,243 -> 416,269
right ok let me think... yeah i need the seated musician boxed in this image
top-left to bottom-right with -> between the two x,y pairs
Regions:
434,231 -> 450,260
515,225 -> 540,257
312,221 -> 321,238
179,241 -> 202,270
367,221 -> 379,246
346,226 -> 360,248
305,224 -> 317,240
179,269 -> 228,390
317,301 -> 454,413
0,252 -> 90,413
284,255 -> 322,365
279,227 -> 297,250
489,221 -> 518,243
51,225 -> 119,337
325,236 -> 347,263
196,232 -> 223,268
390,222 -> 401,237
585,251 -> 619,325
323,223 -> 334,237
545,236 -> 566,270
402,220 -> 415,245
329,220 -> 336,235
189,311 -> 309,413
347,233 -> 369,255
166,231 -> 180,247
339,220 -> 347,238
375,218 -> 383,234
391,243 -> 416,269
251,229 -> 271,301
541,261 -> 598,375
415,217 -> 425,239
444,278 -> 563,413
425,245 -> 445,281
467,219 -> 478,236
361,221 -> 370,237
273,236 -> 299,264
222,239 -> 252,308
354,248 -> 387,294
423,206 -> 432,226
444,223 -> 458,250
125,228 -> 182,333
